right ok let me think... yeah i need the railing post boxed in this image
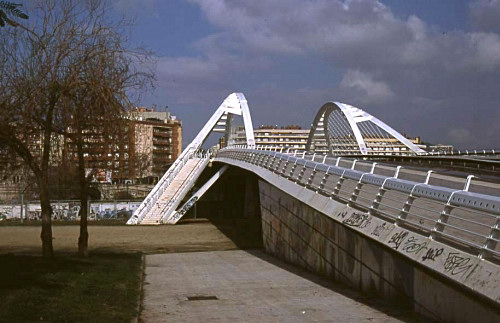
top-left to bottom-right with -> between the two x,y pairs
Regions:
318,166 -> 331,193
397,170 -> 432,226
274,153 -> 285,173
464,175 -> 475,192
249,151 -> 258,164
431,175 -> 474,241
481,218 -> 500,260
349,173 -> 365,206
332,170 -> 346,198
424,170 -> 434,184
257,151 -> 266,167
296,161 -> 308,183
307,163 -> 319,189
288,157 -> 300,178
261,151 -> 270,167
369,166 -> 402,216
267,151 -> 279,170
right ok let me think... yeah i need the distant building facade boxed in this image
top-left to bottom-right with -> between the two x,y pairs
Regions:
230,125 -> 310,151
128,107 -> 182,182
427,144 -> 454,153
0,106 -> 182,201
72,106 -> 182,183
229,125 -> 424,154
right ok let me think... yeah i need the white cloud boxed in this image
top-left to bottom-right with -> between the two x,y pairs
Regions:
189,0 -> 500,72
151,0 -> 500,148
469,0 -> 500,33
340,70 -> 394,104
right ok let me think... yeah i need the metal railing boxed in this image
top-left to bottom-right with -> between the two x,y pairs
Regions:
160,151 -> 211,224
126,147 -> 202,224
425,149 -> 498,156
217,146 -> 500,261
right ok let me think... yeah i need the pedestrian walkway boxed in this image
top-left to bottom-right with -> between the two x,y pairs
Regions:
140,158 -> 205,225
140,250 -> 423,322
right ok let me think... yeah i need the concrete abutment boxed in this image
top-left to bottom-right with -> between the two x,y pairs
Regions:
258,179 -> 500,322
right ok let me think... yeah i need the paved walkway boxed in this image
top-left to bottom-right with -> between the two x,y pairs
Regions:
141,250 -> 423,322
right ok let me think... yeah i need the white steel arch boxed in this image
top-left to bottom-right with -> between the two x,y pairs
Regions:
306,102 -> 426,156
188,92 -> 255,150
127,93 -> 255,225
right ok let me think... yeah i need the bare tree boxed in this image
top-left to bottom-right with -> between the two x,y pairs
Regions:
0,0 -> 154,257
135,153 -> 152,182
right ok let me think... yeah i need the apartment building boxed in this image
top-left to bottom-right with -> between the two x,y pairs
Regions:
74,107 -> 182,183
230,125 -> 316,151
128,107 -> 182,181
1,106 -> 182,200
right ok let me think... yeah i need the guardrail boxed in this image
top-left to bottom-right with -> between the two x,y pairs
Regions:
217,146 -> 500,261
425,149 -> 498,156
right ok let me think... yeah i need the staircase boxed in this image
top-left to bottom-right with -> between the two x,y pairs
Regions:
139,158 -> 205,224
127,150 -> 210,225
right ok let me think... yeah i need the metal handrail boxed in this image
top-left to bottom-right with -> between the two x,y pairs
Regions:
217,146 -> 500,260
127,147 -> 198,224
160,152 -> 211,223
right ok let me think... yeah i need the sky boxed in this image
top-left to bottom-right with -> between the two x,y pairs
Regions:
111,0 -> 500,149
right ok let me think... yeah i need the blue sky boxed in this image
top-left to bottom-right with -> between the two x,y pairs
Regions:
111,0 -> 500,149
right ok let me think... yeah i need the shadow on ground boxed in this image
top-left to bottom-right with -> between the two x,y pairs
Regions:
242,249 -> 434,322
178,216 -> 431,322
179,217 -> 264,250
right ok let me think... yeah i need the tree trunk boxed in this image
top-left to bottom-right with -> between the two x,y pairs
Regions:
78,197 -> 89,257
40,103 -> 55,258
39,174 -> 54,257
77,137 -> 89,257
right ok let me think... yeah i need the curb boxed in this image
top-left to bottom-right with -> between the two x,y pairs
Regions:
132,253 -> 146,323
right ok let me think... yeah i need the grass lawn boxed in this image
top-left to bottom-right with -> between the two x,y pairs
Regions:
0,253 -> 142,322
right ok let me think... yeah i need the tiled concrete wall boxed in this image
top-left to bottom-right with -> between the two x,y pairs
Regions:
259,179 -> 500,322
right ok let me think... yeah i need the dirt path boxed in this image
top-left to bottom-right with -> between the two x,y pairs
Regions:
0,220 -> 246,255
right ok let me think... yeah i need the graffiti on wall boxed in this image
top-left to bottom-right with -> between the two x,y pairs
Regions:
0,201 -> 141,220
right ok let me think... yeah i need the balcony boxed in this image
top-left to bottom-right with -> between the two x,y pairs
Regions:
152,131 -> 171,138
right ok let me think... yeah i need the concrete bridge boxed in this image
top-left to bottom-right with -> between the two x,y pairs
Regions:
129,93 -> 500,322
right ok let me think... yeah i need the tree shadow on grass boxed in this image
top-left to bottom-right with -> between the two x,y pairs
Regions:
0,253 -> 142,322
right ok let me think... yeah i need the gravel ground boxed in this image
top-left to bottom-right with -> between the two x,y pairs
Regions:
0,220 -> 243,255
